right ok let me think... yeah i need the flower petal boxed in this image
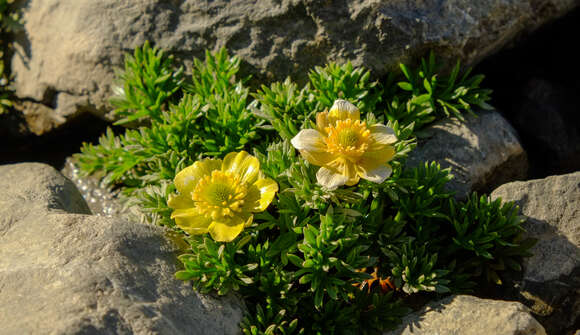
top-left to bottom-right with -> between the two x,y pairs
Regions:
222,151 -> 261,185
167,193 -> 195,209
291,129 -> 334,166
316,111 -> 330,133
299,150 -> 336,167
360,164 -> 393,184
359,144 -> 396,171
346,174 -> 361,186
340,160 -> 360,186
245,178 -> 278,212
326,158 -> 358,180
316,167 -> 349,190
208,215 -> 251,242
174,159 -> 221,196
291,129 -> 325,151
369,124 -> 397,145
171,208 -> 212,235
328,99 -> 360,124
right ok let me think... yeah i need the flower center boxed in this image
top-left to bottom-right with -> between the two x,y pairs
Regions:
338,129 -> 360,147
208,183 -> 232,203
192,170 -> 247,220
324,119 -> 371,161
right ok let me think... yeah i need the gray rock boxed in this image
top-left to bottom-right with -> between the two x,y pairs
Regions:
491,172 -> 580,283
10,0 -> 579,131
491,172 -> 580,335
0,162 -> 90,215
384,295 -> 546,335
407,110 -> 528,199
0,163 -> 244,334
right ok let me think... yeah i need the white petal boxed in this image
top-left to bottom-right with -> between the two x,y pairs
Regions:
316,167 -> 349,190
361,164 -> 392,184
291,129 -> 325,151
369,124 -> 397,145
329,99 -> 360,122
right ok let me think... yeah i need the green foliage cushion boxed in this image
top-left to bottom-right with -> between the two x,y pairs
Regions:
75,44 -> 533,334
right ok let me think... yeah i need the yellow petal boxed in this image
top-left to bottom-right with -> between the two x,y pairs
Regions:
345,174 -> 361,186
316,111 -> 330,134
208,215 -> 251,242
359,144 -> 396,171
326,158 -> 358,180
291,129 -> 334,166
171,208 -> 212,235
369,124 -> 397,145
328,99 -> 360,124
300,150 -> 336,167
340,160 -> 360,186
316,166 -> 349,190
167,193 -> 195,209
359,164 -> 392,184
245,178 -> 278,212
222,151 -> 261,185
175,159 -> 221,196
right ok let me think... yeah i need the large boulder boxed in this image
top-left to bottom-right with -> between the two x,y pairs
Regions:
10,0 -> 579,130
384,295 -> 546,335
491,172 -> 580,335
407,110 -> 528,199
0,163 -> 244,334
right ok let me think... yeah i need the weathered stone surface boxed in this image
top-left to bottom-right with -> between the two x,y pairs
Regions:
491,172 -> 580,282
491,172 -> 580,335
384,295 -> 546,335
0,162 -> 90,215
0,163 -> 244,334
11,0 -> 579,130
407,110 -> 528,199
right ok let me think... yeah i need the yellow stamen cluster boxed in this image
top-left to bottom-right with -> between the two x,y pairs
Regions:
192,171 -> 247,220
324,119 -> 371,160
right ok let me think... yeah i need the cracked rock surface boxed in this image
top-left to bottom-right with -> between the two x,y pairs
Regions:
10,0 -> 579,132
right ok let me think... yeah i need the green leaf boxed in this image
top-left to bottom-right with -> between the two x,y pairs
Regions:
397,82 -> 413,91
175,270 -> 195,281
287,254 -> 304,267
303,225 -> 318,246
266,232 -> 297,257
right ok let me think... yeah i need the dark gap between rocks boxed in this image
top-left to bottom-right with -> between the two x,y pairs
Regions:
0,112 -> 118,170
475,7 -> 580,179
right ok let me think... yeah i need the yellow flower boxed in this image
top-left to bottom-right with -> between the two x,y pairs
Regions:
291,99 -> 396,190
168,151 -> 278,242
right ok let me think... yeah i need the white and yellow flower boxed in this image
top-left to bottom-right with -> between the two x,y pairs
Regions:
168,151 -> 278,242
291,99 -> 396,190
